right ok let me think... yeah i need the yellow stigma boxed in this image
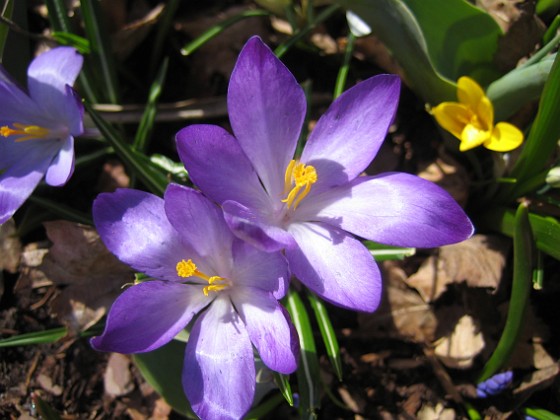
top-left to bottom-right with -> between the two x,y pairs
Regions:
0,123 -> 51,142
281,160 -> 317,209
176,259 -> 229,297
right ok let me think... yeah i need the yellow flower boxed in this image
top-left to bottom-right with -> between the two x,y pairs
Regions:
431,76 -> 524,152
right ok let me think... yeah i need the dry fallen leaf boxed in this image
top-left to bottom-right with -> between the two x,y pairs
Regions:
433,315 -> 485,369
406,234 -> 510,303
358,262 -> 437,343
0,219 -> 22,274
38,220 -> 134,332
104,353 -> 134,397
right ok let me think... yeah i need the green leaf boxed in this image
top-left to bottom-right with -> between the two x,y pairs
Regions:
85,103 -> 169,196
508,52 -> 560,197
284,288 -> 321,419
33,395 -> 62,420
80,0 -> 120,104
306,291 -> 343,381
523,406 -> 560,420
27,196 -> 93,225
0,0 -> 14,60
401,0 -> 502,85
333,32 -> 355,99
133,58 -> 169,153
337,0 -> 456,105
479,207 -> 560,260
133,340 -> 196,418
478,202 -> 533,382
51,31 -> 91,54
364,241 -> 416,261
487,54 -> 556,121
273,371 -> 294,406
0,328 -> 67,347
181,9 -> 271,56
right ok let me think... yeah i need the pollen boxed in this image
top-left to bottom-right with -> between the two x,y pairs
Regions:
0,123 -> 51,142
176,258 -> 229,297
282,159 -> 317,209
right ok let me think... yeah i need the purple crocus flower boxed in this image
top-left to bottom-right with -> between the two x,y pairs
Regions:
91,186 -> 298,420
176,36 -> 474,312
0,47 -> 83,224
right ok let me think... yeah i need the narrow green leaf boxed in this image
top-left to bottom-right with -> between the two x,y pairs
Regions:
133,340 -> 196,418
478,202 -> 533,382
134,58 -> 169,153
364,241 -> 416,261
487,54 -> 555,121
284,288 -> 321,419
80,0 -> 120,103
149,0 -> 180,75
44,0 -> 99,103
306,291 -> 343,381
181,9 -> 271,56
479,207 -> 560,261
274,4 -> 340,59
508,53 -> 560,197
273,372 -> 294,406
51,31 -> 91,54
0,0 -> 14,59
85,103 -> 169,196
523,406 -> 560,420
333,32 -> 355,99
0,327 -> 67,347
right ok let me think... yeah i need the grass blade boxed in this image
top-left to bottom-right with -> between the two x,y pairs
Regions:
333,32 -> 355,99
284,288 -> 321,419
0,327 -> 67,347
80,0 -> 120,104
85,103 -> 169,195
0,0 -> 14,59
306,291 -> 343,381
477,201 -> 533,382
273,371 -> 294,406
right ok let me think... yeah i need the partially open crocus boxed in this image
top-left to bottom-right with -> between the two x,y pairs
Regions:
91,186 -> 298,420
431,76 -> 523,152
0,47 -> 84,225
177,36 -> 474,312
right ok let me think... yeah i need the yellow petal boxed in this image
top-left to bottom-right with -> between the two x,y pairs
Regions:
460,124 -> 490,151
457,76 -> 485,109
431,102 -> 471,140
484,122 -> 524,152
476,96 -> 494,130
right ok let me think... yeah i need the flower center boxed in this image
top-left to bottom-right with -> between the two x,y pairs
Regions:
176,258 -> 229,297
281,159 -> 317,210
0,123 -> 52,142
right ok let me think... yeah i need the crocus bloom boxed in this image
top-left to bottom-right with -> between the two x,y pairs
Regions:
0,47 -> 84,225
176,36 -> 474,312
91,186 -> 298,420
431,76 -> 523,152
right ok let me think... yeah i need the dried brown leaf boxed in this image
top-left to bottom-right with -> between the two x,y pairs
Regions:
38,221 -> 134,331
433,315 -> 485,369
0,219 -> 22,273
104,353 -> 134,397
406,234 -> 510,303
358,262 -> 437,343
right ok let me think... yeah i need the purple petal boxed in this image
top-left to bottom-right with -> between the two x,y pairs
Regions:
286,222 -> 382,312
27,47 -> 83,116
184,297 -> 255,420
176,124 -> 269,209
164,184 -> 234,274
0,67 -> 41,122
231,240 -> 289,299
61,85 -> 84,136
44,136 -> 74,186
0,141 -> 58,224
300,173 -> 474,247
92,189 -> 191,281
223,200 -> 296,252
228,36 -> 306,198
91,281 -> 209,353
301,75 -> 400,189
233,287 -> 299,374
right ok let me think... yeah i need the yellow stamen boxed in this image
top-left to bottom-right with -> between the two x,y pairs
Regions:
0,123 -> 51,142
176,259 -> 229,297
281,159 -> 317,209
